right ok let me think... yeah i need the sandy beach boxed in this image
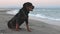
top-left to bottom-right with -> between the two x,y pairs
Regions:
0,10 -> 60,34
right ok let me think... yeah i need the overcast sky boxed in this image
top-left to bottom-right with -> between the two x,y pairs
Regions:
0,0 -> 60,8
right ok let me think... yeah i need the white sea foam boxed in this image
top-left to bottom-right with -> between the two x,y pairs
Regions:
6,10 -> 19,15
29,14 -> 60,21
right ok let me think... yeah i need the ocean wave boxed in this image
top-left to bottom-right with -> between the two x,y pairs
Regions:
29,14 -> 60,21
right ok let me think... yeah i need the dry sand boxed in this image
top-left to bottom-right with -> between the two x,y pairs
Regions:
0,11 -> 60,34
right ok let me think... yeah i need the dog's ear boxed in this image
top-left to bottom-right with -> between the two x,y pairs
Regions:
23,2 -> 34,8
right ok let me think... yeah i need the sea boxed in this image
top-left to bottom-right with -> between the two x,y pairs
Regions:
6,8 -> 60,21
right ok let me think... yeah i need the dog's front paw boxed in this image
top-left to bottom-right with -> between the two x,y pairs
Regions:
27,29 -> 31,32
15,28 -> 19,31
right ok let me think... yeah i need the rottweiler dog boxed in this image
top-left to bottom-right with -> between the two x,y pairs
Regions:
7,2 -> 34,32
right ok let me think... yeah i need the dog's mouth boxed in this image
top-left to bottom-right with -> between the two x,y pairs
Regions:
29,6 -> 34,11
30,9 -> 33,11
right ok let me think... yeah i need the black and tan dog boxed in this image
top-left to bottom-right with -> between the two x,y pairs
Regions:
7,2 -> 34,32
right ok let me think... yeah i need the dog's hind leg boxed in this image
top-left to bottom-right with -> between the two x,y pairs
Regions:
7,21 -> 12,29
7,19 -> 14,29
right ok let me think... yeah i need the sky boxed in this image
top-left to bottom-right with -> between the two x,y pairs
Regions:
0,0 -> 60,8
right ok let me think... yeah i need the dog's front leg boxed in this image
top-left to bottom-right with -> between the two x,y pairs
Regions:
16,23 -> 19,31
26,23 -> 31,32
25,18 -> 31,32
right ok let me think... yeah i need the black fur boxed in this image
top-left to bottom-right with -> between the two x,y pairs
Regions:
7,2 -> 34,29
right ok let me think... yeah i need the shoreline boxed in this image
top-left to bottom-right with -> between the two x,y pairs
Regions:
29,16 -> 60,26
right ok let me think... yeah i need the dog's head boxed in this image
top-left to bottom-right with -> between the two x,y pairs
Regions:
23,2 -> 34,11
